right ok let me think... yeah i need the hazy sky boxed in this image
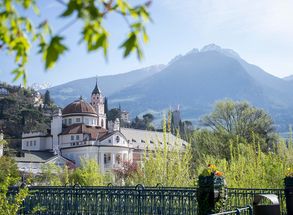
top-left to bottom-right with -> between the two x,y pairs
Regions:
1,0 -> 293,86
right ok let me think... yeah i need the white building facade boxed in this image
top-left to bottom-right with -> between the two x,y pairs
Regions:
20,81 -> 188,174
21,81 -> 133,173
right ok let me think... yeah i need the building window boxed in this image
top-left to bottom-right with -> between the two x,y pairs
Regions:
71,135 -> 74,141
116,136 -> 120,143
141,140 -> 145,143
76,118 -> 81,123
116,154 -> 121,164
150,140 -> 154,144
76,135 -> 79,140
101,119 -> 104,127
26,141 -> 29,146
108,139 -> 111,143
85,118 -> 89,124
104,153 -> 111,164
30,141 -> 32,146
68,118 -> 72,125
34,140 -> 36,146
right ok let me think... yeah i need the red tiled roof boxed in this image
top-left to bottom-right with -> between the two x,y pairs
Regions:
61,124 -> 108,140
62,98 -> 97,115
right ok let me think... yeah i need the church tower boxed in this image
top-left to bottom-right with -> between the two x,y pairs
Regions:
91,78 -> 106,129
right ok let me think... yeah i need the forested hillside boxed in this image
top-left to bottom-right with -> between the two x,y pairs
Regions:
0,83 -> 55,150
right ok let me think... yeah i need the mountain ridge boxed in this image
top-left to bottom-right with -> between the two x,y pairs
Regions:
44,44 -> 293,131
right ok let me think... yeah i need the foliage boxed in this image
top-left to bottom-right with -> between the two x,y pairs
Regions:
0,176 -> 29,215
107,108 -> 121,122
43,90 -> 51,107
200,164 -> 224,177
197,141 -> 293,188
131,113 -> 155,130
37,163 -> 68,186
201,100 -> 277,151
70,158 -> 104,186
0,156 -> 20,185
0,0 -> 152,85
113,160 -> 140,185
0,83 -> 54,142
38,159 -> 105,186
285,167 -> 293,177
130,121 -> 193,187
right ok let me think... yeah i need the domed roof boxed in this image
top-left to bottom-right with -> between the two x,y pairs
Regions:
62,98 -> 97,116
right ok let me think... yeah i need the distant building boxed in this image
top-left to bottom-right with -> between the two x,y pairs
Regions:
120,110 -> 130,123
171,105 -> 181,130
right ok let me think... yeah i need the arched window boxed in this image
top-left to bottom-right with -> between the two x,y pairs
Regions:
101,119 -> 104,127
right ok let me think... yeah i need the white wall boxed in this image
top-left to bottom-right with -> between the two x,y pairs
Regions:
51,114 -> 62,152
99,133 -> 127,146
62,116 -> 98,126
22,136 -> 51,151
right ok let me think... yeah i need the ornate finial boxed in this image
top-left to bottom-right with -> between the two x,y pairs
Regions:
79,96 -> 83,100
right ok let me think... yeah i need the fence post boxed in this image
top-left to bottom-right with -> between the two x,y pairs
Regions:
73,184 -> 81,214
197,175 -> 227,215
135,184 -> 145,215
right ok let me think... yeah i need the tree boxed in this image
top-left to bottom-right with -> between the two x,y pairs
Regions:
69,158 -> 104,186
142,113 -> 155,130
0,0 -> 152,85
0,156 -> 20,186
201,100 -> 277,150
107,108 -> 121,122
43,90 -> 51,107
0,176 -> 29,215
131,116 -> 146,129
113,160 -> 140,185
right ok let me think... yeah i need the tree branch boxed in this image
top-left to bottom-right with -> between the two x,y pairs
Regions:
56,18 -> 78,35
55,0 -> 67,7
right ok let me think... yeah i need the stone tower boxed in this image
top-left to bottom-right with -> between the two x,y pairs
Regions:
91,78 -> 106,129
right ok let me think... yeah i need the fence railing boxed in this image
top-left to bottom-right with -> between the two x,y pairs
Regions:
8,185 -> 286,215
226,188 -> 286,215
11,185 -> 198,215
209,205 -> 253,215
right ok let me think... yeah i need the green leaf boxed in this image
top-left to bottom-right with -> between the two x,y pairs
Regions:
61,0 -> 76,17
12,67 -> 27,86
23,0 -> 32,9
44,36 -> 68,69
32,3 -> 40,15
142,28 -> 149,43
120,32 -> 136,57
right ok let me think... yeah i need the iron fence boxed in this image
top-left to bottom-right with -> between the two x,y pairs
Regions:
208,205 -> 252,215
226,188 -> 286,215
11,185 -> 198,215
8,186 -> 287,214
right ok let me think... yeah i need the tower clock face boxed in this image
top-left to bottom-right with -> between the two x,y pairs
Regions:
116,136 -> 120,143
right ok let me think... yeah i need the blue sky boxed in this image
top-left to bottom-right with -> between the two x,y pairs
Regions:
1,0 -> 293,86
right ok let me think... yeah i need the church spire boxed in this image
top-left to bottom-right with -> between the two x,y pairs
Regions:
92,76 -> 101,95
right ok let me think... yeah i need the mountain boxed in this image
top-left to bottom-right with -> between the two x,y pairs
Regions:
45,44 -> 293,131
283,75 -> 293,81
44,65 -> 165,106
31,82 -> 52,91
108,44 -> 293,130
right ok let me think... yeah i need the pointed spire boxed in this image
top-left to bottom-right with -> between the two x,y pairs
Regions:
92,76 -> 101,95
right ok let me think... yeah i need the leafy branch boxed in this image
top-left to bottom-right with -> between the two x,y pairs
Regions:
0,0 -> 152,86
